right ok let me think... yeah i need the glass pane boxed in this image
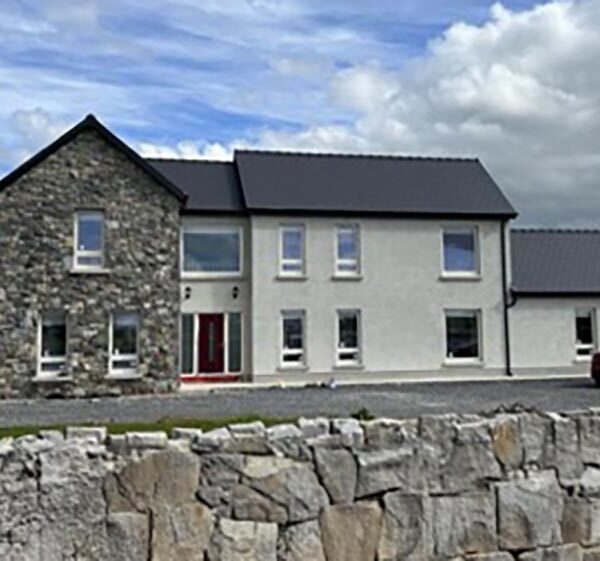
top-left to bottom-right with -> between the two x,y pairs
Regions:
282,229 -> 303,260
77,213 -> 103,251
339,313 -> 358,348
184,231 -> 240,273
576,313 -> 593,345
42,312 -> 66,357
113,312 -> 138,355
112,358 -> 138,370
77,255 -> 103,267
443,230 -> 476,272
283,316 -> 303,350
181,314 -> 194,374
282,261 -> 302,272
446,313 -> 479,358
228,313 -> 242,373
41,360 -> 66,372
338,228 -> 358,260
283,351 -> 303,363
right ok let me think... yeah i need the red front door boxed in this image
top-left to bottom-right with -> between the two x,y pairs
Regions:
198,314 -> 224,373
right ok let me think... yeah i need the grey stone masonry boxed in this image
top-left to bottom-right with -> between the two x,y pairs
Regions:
0,128 -> 181,398
2,409 -> 600,560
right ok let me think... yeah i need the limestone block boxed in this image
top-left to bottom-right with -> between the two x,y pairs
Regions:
563,498 -> 600,546
66,426 -> 107,443
279,519 -> 326,561
107,512 -> 149,561
491,414 -> 523,470
331,418 -> 364,447
314,447 -> 357,504
298,417 -> 330,439
363,418 -> 419,448
229,421 -> 266,438
209,519 -> 278,561
579,414 -> 600,465
519,544 -> 582,561
126,431 -> 168,450
581,468 -> 600,496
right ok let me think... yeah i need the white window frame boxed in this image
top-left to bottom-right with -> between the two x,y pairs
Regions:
575,309 -> 596,361
109,311 -> 140,378
444,309 -> 482,365
441,225 -> 480,278
335,225 -> 361,277
37,311 -> 68,379
73,211 -> 104,271
279,224 -> 305,277
336,309 -> 362,366
281,310 -> 306,368
181,225 -> 243,279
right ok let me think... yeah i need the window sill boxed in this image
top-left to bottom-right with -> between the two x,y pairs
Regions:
70,268 -> 111,275
181,273 -> 245,281
439,273 -> 481,282
333,363 -> 364,371
106,372 -> 143,381
32,375 -> 73,383
574,356 -> 593,363
277,365 -> 309,373
276,275 -> 308,282
443,359 -> 483,368
331,274 -> 363,282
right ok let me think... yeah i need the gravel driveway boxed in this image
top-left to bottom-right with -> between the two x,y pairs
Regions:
0,377 -> 597,428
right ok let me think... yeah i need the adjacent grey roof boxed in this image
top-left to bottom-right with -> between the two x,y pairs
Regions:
511,229 -> 600,295
234,150 -> 517,217
148,159 -> 244,212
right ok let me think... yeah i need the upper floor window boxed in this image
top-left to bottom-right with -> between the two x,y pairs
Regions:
442,226 -> 479,276
182,226 -> 242,276
74,211 -> 104,270
280,225 -> 305,276
576,309 -> 596,358
110,311 -> 139,376
38,310 -> 67,377
336,225 -> 360,276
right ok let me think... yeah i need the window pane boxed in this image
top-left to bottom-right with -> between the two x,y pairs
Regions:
283,316 -> 303,350
576,312 -> 594,345
228,313 -> 242,373
339,313 -> 358,348
282,228 -> 303,260
338,228 -> 358,260
42,311 -> 66,357
443,229 -> 476,272
184,231 -> 240,273
181,314 -> 194,374
446,312 -> 479,359
77,255 -> 103,267
77,213 -> 103,251
113,312 -> 138,355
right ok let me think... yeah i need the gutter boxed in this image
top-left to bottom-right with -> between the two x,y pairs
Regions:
500,221 -> 514,377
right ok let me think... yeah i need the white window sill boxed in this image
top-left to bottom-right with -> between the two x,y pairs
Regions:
276,274 -> 308,282
106,372 -> 143,381
181,272 -> 244,281
32,375 -> 73,383
439,273 -> 481,282
277,365 -> 308,372
443,358 -> 483,368
70,268 -> 111,275
331,274 -> 363,282
574,355 -> 593,363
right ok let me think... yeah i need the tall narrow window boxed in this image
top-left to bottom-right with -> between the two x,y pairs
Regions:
445,310 -> 481,361
182,227 -> 242,275
280,225 -> 305,276
110,311 -> 139,376
336,225 -> 360,275
576,310 -> 596,358
281,311 -> 305,366
228,313 -> 242,373
180,314 -> 195,375
337,310 -> 361,365
442,227 -> 478,275
39,311 -> 67,377
74,211 -> 104,270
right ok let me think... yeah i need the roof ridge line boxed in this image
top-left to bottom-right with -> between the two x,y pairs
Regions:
146,157 -> 233,164
512,227 -> 600,233
234,148 -> 478,163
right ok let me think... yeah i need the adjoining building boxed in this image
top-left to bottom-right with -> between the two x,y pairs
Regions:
0,115 -> 592,398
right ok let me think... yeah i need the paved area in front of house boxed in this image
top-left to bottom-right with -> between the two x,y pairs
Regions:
0,377 -> 598,428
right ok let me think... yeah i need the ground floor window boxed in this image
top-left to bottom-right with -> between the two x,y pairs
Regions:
445,310 -> 481,361
281,310 -> 305,366
576,309 -> 596,358
337,309 -> 361,365
38,311 -> 67,376
180,312 -> 242,375
110,311 -> 139,375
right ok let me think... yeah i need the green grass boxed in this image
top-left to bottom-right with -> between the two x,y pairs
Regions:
0,415 -> 295,440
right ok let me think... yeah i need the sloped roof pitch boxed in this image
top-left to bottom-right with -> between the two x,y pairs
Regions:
511,229 -> 600,295
234,150 -> 517,218
0,114 -> 187,203
148,159 -> 244,212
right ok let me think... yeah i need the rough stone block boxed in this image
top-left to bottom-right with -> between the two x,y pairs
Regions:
563,498 -> 600,546
126,431 -> 168,450
497,470 -> 563,550
519,544 -> 582,561
583,546 -> 600,561
279,519 -> 326,561
467,553 -> 515,561
491,415 -> 523,470
314,447 -> 357,504
331,418 -> 364,447
66,426 -> 107,443
107,512 -> 149,561
520,413 -> 553,467
192,427 -> 232,453
363,418 -> 419,448
229,421 -> 266,438
581,468 -> 600,496
171,427 -> 203,441
298,417 -> 330,439
579,414 -> 600,465
209,519 -> 277,561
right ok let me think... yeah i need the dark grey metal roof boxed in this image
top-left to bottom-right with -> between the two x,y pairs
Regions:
511,229 -> 600,295
147,159 -> 244,212
234,150 -> 517,218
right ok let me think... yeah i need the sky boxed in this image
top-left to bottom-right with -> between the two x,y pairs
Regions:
0,0 -> 598,225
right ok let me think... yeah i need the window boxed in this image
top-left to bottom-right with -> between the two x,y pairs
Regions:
576,310 -> 596,358
110,311 -> 139,375
443,227 -> 478,275
74,211 -> 104,269
281,311 -> 305,366
182,227 -> 241,275
337,310 -> 361,365
336,226 -> 360,275
280,225 -> 305,276
445,310 -> 481,361
38,311 -> 67,377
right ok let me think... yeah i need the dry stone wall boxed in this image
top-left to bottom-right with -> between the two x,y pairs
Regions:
3,408 -> 600,560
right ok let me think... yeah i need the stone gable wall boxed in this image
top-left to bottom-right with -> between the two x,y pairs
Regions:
0,129 -> 181,398
3,408 -> 600,560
